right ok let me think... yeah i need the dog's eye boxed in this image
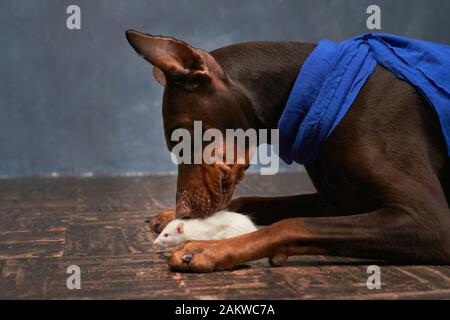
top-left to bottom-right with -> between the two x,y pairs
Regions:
164,233 -> 169,237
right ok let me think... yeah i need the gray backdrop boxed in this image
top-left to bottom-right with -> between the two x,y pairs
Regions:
1,0 -> 449,177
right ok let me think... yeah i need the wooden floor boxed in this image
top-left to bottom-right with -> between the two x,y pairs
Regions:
1,171 -> 450,299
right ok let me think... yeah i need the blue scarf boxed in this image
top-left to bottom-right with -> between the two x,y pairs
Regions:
278,33 -> 450,165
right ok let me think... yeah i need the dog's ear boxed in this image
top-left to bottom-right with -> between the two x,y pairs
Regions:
152,67 -> 166,87
125,30 -> 210,91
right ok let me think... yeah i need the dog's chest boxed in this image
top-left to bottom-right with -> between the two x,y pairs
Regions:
306,163 -> 378,214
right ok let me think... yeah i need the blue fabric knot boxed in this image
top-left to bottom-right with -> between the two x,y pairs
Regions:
278,33 -> 450,165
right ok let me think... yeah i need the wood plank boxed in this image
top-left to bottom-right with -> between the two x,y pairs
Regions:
64,225 -> 129,257
1,172 -> 450,300
0,207 -> 71,232
0,255 -> 191,299
1,254 -> 450,299
0,229 -> 66,260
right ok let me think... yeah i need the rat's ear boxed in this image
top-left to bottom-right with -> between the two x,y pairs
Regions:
125,30 -> 210,91
176,223 -> 184,234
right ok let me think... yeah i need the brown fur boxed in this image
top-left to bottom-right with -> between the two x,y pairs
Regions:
126,30 -> 450,272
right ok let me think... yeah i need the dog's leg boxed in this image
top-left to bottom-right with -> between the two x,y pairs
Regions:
147,210 -> 176,233
168,151 -> 450,271
149,193 -> 337,232
168,203 -> 450,272
228,193 -> 339,225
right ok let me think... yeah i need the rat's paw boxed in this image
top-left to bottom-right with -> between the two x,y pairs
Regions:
146,210 -> 176,233
167,241 -> 235,273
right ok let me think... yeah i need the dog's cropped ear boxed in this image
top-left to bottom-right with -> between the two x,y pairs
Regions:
125,30 -> 210,91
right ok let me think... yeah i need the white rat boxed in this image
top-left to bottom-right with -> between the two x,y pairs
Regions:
153,210 -> 258,248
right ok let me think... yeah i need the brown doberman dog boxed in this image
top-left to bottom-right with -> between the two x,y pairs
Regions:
126,30 -> 450,272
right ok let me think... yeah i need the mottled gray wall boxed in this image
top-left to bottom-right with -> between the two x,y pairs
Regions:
0,0 -> 449,177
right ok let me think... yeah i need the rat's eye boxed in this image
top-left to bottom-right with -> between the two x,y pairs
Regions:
164,233 -> 169,237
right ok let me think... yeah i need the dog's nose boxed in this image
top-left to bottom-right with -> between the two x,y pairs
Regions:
176,201 -> 191,218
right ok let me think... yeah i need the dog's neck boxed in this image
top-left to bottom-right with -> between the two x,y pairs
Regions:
211,41 -> 316,130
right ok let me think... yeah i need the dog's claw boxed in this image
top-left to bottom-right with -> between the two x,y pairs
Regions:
159,252 -> 172,259
182,254 -> 193,263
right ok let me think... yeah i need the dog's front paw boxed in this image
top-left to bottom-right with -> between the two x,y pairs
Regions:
167,241 -> 236,273
146,210 -> 176,233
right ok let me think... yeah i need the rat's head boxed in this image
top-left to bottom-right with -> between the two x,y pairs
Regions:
126,30 -> 255,219
153,220 -> 186,248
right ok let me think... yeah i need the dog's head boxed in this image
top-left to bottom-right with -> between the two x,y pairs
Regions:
126,30 -> 254,219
